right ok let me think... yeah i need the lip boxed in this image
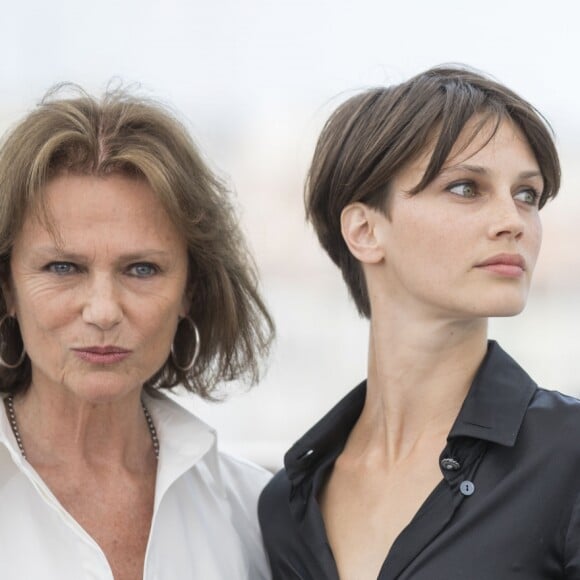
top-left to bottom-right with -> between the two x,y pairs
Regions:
475,253 -> 526,278
72,346 -> 131,364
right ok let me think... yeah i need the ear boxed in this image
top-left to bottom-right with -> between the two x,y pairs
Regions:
180,291 -> 192,319
0,277 -> 16,317
340,202 -> 387,264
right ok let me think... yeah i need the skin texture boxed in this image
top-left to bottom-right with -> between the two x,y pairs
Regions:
320,118 -> 544,580
346,118 -> 543,322
7,173 -> 189,404
5,173 -> 190,580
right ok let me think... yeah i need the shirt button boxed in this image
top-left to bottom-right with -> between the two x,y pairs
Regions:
440,457 -> 461,471
460,480 -> 475,496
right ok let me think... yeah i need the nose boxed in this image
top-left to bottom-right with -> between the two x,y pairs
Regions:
81,273 -> 123,330
487,193 -> 525,241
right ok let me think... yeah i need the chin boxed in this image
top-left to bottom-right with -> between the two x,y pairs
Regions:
479,297 -> 529,318
65,374 -> 144,404
465,283 -> 531,318
487,306 -> 527,318
449,294 -> 529,320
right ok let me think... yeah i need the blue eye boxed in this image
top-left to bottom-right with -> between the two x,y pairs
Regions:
128,263 -> 158,277
448,182 -> 477,198
514,188 -> 539,206
47,262 -> 77,275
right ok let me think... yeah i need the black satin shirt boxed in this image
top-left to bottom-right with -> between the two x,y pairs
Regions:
259,342 -> 580,579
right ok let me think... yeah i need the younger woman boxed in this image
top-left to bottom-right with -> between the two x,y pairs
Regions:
259,66 -> 580,579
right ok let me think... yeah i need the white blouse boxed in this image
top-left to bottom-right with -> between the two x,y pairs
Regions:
0,393 -> 272,579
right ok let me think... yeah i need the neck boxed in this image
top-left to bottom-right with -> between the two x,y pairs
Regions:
8,384 -> 156,472
353,308 -> 488,465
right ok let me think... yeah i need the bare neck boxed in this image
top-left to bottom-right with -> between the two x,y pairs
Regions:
353,311 -> 488,465
10,383 -> 155,473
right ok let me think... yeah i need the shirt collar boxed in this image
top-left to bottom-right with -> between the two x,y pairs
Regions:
284,341 -> 537,483
145,392 -> 216,462
447,341 -> 537,445
1,392 -> 220,505
142,392 -> 221,509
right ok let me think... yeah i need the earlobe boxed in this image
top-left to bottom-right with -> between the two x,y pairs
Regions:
340,203 -> 386,264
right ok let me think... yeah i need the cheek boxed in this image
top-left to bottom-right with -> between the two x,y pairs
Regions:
12,308 -> 69,374
403,219 -> 463,268
130,293 -> 183,342
141,310 -> 178,340
526,216 -> 543,268
16,309 -> 67,355
12,282 -> 67,331
535,217 -> 543,249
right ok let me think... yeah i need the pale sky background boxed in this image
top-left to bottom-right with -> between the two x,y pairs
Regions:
2,0 -> 579,467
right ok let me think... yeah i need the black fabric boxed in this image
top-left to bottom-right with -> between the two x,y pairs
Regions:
259,341 -> 580,579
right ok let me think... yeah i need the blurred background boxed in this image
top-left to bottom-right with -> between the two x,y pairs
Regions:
1,0 -> 579,469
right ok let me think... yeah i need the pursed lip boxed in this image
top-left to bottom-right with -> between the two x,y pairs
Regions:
73,346 -> 131,354
476,253 -> 526,270
72,346 -> 132,364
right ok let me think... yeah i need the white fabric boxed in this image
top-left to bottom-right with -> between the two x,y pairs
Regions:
0,393 -> 272,579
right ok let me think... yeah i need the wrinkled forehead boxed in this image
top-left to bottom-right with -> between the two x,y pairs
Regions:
19,171 -> 180,251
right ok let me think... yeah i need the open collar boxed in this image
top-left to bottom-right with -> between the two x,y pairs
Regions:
284,341 -> 537,484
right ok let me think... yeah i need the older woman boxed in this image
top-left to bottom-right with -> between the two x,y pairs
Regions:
0,88 -> 274,579
259,66 -> 580,578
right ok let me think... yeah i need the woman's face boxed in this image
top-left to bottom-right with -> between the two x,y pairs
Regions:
6,173 -> 189,403
370,117 -> 544,320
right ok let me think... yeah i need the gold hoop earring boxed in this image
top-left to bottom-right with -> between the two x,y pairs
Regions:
0,314 -> 26,369
171,317 -> 200,372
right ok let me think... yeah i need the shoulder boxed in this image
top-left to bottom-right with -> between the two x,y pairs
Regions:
218,451 -> 273,502
523,386 -> 580,455
214,453 -> 273,579
531,386 -> 580,410
258,467 -> 295,538
259,466 -> 291,507
529,391 -> 580,570
147,392 -> 273,513
528,387 -> 580,427
156,393 -> 273,579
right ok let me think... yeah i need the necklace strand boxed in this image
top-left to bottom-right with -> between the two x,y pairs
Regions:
4,395 -> 159,460
5,395 -> 25,458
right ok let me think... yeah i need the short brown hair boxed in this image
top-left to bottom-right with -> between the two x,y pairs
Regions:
306,65 -> 561,318
0,85 -> 274,398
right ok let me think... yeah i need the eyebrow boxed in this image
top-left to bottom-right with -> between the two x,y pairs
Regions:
441,164 -> 544,180
32,248 -> 173,261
